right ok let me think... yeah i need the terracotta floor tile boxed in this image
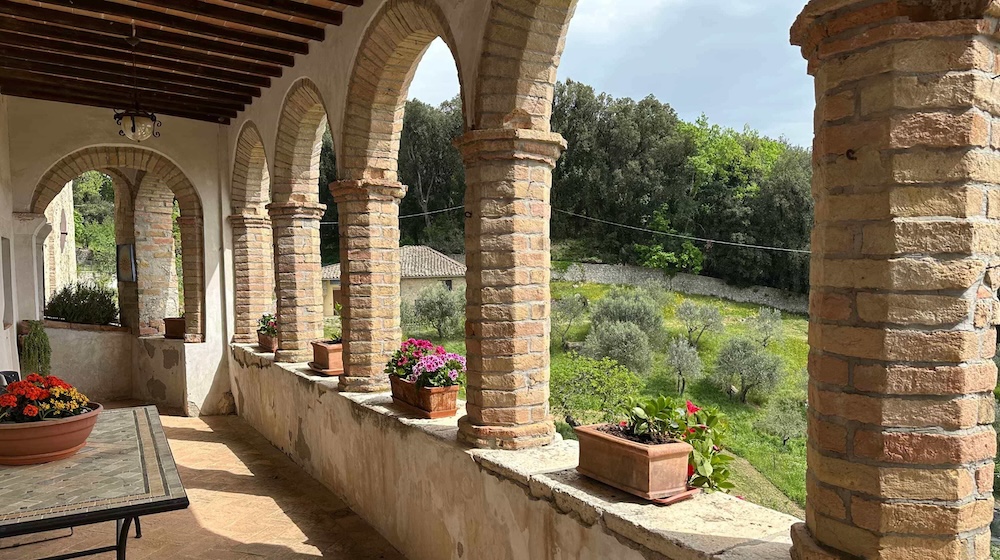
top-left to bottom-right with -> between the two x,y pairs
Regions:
0,415 -> 406,560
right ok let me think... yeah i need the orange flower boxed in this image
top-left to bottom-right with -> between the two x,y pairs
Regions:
22,405 -> 39,417
0,394 -> 16,408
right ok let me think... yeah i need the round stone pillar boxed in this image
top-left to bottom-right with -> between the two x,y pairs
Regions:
267,201 -> 325,363
330,180 -> 404,393
229,214 -> 274,344
454,129 -> 566,450
791,3 -> 998,559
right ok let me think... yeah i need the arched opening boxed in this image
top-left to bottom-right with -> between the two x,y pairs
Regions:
230,122 -> 275,344
31,147 -> 206,341
268,79 -> 330,362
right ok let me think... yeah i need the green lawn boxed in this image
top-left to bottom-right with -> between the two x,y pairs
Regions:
401,281 -> 811,513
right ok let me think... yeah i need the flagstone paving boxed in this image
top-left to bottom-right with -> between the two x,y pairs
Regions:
0,414 -> 405,559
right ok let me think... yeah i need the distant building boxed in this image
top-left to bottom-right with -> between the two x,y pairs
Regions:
42,181 -> 77,299
321,245 -> 466,315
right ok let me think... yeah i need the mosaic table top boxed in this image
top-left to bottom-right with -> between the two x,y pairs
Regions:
0,406 -> 188,537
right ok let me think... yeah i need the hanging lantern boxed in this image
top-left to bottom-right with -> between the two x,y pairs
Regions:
113,25 -> 161,142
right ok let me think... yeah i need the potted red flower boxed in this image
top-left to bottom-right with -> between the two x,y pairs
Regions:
575,396 -> 733,501
257,313 -> 278,353
0,373 -> 102,465
385,339 -> 464,419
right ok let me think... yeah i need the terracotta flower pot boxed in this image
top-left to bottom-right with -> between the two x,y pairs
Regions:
389,376 -> 459,419
257,332 -> 278,353
0,403 -> 103,466
164,317 -> 186,340
574,424 -> 693,500
309,340 -> 344,376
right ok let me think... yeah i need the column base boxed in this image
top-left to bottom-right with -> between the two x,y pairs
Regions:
274,349 -> 312,364
457,416 -> 555,450
790,523 -> 849,560
338,375 -> 389,393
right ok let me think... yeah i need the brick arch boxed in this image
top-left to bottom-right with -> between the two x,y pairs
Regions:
474,0 -> 578,132
230,121 -> 275,343
340,0 -> 465,181
231,121 -> 271,216
272,78 -> 329,204
31,146 -> 202,218
31,146 -> 205,340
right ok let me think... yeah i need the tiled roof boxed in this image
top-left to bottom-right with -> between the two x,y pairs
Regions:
322,246 -> 465,281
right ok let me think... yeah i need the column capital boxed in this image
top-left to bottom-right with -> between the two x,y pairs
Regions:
175,215 -> 203,227
227,213 -> 270,228
330,179 -> 406,203
266,201 -> 326,220
791,0 -> 999,67
453,129 -> 567,167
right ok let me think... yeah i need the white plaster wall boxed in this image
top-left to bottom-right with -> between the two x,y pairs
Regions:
5,97 -> 231,414
46,326 -> 132,402
0,97 -> 16,372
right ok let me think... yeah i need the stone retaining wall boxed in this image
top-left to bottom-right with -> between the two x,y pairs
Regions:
229,344 -> 798,560
553,263 -> 809,314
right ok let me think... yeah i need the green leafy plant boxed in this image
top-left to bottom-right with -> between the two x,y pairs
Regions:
323,302 -> 343,342
45,282 -> 119,326
18,321 -> 51,376
257,313 -> 277,336
552,293 -> 588,348
620,396 -> 733,491
413,284 -> 464,338
550,355 -> 640,426
675,300 -> 723,346
582,321 -> 652,375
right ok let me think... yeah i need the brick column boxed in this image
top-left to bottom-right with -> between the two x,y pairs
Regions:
176,215 -> 205,343
791,5 -> 998,559
454,129 -> 566,450
229,214 -> 274,344
330,180 -> 404,393
268,201 -> 325,363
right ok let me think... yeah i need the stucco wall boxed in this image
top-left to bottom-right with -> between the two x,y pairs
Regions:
0,97 -> 17,372
229,345 -> 797,560
133,337 -> 187,415
45,324 -> 132,402
400,277 -> 465,304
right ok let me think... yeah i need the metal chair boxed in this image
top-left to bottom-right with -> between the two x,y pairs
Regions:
0,371 -> 19,393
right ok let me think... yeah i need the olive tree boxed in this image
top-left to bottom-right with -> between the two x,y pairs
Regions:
550,355 -> 641,426
552,293 -> 588,348
665,338 -> 702,395
713,337 -> 782,403
750,307 -> 783,348
755,397 -> 807,447
583,321 -> 653,375
413,284 -> 465,338
590,289 -> 663,341
675,299 -> 722,346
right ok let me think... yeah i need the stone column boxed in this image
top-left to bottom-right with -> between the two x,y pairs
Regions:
791,4 -> 998,559
330,180 -> 404,392
229,214 -> 274,344
11,213 -> 50,321
454,129 -> 566,450
176,215 -> 205,343
268,201 -> 325,363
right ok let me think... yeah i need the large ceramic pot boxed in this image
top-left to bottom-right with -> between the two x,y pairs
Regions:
389,376 -> 459,419
309,340 -> 344,376
164,317 -> 186,340
257,332 -> 278,353
574,424 -> 692,500
0,403 -> 103,466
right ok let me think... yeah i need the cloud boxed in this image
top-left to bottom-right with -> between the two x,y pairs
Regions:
568,0 -> 683,42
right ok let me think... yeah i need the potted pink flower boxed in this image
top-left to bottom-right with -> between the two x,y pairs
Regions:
385,339 -> 464,419
575,396 -> 733,501
256,313 -> 278,353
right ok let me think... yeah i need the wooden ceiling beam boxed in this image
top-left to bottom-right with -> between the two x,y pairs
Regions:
0,16 -> 279,83
30,0 -> 309,53
0,43 -> 259,99
227,0 -> 345,26
130,0 -> 325,41
0,2 -> 296,65
0,59 -> 252,106
0,82 -> 233,124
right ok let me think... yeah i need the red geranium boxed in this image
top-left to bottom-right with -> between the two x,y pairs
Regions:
0,374 -> 90,424
0,394 -> 16,408
22,404 -> 39,417
686,400 -> 701,415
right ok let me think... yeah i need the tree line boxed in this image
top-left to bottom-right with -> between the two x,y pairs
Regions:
320,79 -> 814,293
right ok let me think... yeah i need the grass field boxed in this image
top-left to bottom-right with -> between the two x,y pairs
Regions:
401,281 -> 810,516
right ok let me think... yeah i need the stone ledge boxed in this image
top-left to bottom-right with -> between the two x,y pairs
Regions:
230,343 -> 798,560
42,319 -> 129,333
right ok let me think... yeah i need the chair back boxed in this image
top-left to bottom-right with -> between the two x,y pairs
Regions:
0,371 -> 19,393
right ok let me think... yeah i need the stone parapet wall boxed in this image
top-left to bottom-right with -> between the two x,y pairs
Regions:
553,263 -> 809,315
229,343 -> 798,560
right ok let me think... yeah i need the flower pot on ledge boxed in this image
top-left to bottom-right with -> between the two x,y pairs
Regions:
164,317 -> 186,340
574,424 -> 693,500
389,376 -> 459,419
309,340 -> 344,376
257,332 -> 278,353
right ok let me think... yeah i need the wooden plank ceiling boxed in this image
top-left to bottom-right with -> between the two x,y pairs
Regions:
0,0 -> 365,124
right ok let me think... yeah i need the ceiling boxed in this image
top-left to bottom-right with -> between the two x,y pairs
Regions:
0,0 -> 366,125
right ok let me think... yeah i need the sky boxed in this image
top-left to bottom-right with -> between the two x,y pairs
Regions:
407,0 -> 815,147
